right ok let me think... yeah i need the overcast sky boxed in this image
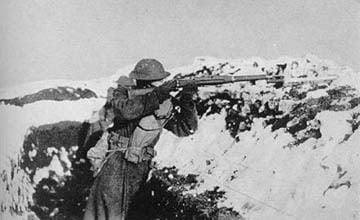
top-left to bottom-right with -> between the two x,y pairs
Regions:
0,0 -> 359,88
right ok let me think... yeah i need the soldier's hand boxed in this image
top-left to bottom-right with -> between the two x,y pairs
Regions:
159,80 -> 177,92
182,83 -> 198,94
154,80 -> 177,103
178,83 -> 198,102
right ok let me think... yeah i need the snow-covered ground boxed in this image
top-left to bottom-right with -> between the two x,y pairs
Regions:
155,108 -> 360,220
0,55 -> 359,219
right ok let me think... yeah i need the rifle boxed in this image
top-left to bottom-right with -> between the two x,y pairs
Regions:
128,74 -> 284,97
127,73 -> 338,98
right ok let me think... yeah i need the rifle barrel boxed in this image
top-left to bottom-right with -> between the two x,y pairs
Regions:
176,74 -> 284,87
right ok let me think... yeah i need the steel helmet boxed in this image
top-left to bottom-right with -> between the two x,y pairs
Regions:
115,76 -> 135,87
129,59 -> 171,81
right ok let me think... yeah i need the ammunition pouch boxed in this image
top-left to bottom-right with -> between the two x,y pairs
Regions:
108,133 -> 129,151
125,145 -> 157,164
143,147 -> 156,160
125,98 -> 173,164
124,115 -> 161,163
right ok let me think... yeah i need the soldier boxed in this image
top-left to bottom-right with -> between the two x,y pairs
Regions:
84,59 -> 198,220
99,76 -> 136,128
86,76 -> 135,128
86,76 -> 136,175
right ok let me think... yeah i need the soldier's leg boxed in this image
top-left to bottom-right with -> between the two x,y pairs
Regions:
83,177 -> 108,220
101,153 -> 128,220
83,152 -> 127,220
125,160 -> 151,220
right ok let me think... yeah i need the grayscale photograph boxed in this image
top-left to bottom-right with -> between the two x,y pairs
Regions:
0,0 -> 359,219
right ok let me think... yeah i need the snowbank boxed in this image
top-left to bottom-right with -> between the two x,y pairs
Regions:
0,98 -> 104,167
154,107 -> 360,220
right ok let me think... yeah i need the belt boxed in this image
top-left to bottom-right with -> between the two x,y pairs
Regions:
106,148 -> 127,153
108,134 -> 130,150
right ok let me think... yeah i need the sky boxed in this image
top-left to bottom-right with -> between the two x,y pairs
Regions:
0,0 -> 359,88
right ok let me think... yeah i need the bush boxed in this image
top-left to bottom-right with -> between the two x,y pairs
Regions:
128,166 -> 240,220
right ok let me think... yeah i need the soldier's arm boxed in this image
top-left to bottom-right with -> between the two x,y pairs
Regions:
164,89 -> 198,137
110,87 -> 160,120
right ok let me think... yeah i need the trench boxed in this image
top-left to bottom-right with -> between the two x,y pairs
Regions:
21,121 -> 239,220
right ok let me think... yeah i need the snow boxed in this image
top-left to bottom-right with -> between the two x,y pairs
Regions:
32,147 -> 73,184
33,155 -> 64,184
65,87 -> 75,93
306,89 -> 328,99
1,55 -> 360,219
154,106 -> 360,220
333,67 -> 360,91
0,98 -> 104,172
29,146 -> 75,184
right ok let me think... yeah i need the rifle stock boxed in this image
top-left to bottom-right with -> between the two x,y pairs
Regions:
128,74 -> 284,97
